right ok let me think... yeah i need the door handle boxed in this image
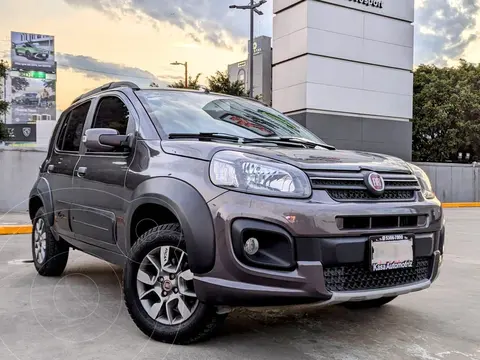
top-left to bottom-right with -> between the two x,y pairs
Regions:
77,166 -> 87,177
47,164 -> 54,172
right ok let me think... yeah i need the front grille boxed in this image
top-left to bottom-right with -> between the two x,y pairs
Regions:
324,256 -> 432,292
328,189 -> 415,201
308,171 -> 420,202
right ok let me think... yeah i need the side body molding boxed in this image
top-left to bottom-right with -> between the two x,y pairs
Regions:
29,177 -> 54,226
126,177 -> 216,275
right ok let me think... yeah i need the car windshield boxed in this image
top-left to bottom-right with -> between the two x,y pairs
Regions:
137,90 -> 326,143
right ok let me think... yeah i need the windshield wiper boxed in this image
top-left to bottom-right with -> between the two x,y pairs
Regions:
169,133 -> 306,147
247,137 -> 336,150
168,133 -> 335,150
168,132 -> 243,142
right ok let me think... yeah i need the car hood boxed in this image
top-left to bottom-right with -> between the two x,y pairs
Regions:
161,140 -> 412,173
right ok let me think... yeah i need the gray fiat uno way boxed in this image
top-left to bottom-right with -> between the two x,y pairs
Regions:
29,82 -> 445,344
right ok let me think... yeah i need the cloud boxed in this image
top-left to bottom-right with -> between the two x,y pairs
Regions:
414,0 -> 480,65
188,33 -> 202,43
61,0 -> 478,66
56,53 -> 168,86
62,0 -> 272,49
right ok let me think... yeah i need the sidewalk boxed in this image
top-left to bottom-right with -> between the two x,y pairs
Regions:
0,212 -> 32,235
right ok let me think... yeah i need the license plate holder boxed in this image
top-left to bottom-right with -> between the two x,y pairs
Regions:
369,234 -> 414,272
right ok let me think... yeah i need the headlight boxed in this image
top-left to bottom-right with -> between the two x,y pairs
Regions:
209,150 -> 312,198
407,163 -> 436,200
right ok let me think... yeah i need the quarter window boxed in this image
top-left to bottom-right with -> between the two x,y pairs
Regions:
92,96 -> 129,135
57,101 -> 91,152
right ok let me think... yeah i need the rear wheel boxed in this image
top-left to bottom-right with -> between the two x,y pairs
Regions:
123,223 -> 226,344
25,51 -> 31,59
32,207 -> 69,277
342,296 -> 397,309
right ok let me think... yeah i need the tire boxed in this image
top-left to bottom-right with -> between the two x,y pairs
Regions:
123,223 -> 226,345
25,51 -> 31,59
342,296 -> 397,310
32,207 -> 69,277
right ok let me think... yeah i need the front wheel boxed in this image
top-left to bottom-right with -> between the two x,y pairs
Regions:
341,296 -> 397,310
123,223 -> 226,344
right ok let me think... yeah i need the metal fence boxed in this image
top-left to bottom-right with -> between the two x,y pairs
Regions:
415,162 -> 480,203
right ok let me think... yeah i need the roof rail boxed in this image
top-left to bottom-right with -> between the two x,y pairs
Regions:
71,81 -> 140,104
240,95 -> 270,107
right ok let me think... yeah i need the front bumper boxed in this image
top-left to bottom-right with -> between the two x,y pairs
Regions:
194,190 -> 444,307
32,53 -> 48,60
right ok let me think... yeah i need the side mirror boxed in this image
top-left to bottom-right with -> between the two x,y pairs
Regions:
83,128 -> 133,152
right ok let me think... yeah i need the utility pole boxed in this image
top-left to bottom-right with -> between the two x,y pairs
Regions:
171,61 -> 188,88
229,0 -> 266,98
184,62 -> 188,89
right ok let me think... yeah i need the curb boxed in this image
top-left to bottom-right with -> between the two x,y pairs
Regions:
0,225 -> 33,235
1,203 -> 480,235
442,203 -> 480,208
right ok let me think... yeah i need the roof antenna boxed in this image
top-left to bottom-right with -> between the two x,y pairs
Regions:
198,85 -> 210,94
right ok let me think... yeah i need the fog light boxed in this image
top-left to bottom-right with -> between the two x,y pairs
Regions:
432,207 -> 442,221
244,237 -> 260,255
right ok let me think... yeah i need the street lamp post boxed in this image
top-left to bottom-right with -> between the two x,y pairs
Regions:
170,61 -> 188,88
229,0 -> 266,98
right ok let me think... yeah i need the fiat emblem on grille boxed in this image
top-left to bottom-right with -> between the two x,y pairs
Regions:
364,172 -> 385,196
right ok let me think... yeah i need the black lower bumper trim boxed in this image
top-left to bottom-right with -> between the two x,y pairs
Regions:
193,278 -> 331,307
324,256 -> 433,292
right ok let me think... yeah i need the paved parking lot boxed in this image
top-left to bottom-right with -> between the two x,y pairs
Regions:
0,209 -> 479,360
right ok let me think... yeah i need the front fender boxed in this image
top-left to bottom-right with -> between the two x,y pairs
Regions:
29,177 -> 54,226
126,177 -> 216,275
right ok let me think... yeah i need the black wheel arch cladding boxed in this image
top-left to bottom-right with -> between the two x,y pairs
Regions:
126,177 -> 216,275
29,177 -> 54,227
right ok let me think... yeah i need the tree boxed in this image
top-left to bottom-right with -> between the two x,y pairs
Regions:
412,60 -> 480,162
0,60 -> 9,141
167,73 -> 202,90
206,70 -> 247,96
11,76 -> 29,93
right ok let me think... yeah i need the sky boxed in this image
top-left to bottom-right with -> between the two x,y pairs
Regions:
1,0 -> 480,113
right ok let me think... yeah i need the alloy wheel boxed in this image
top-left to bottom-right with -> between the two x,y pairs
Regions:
136,245 -> 199,325
34,218 -> 47,264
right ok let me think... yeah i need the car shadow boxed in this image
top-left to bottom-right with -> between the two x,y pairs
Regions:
34,260 -> 444,351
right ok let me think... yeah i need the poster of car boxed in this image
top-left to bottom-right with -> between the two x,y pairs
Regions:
11,32 -> 55,73
10,76 -> 56,124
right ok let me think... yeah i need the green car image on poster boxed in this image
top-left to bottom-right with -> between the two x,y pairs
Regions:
14,42 -> 49,61
11,31 -> 55,73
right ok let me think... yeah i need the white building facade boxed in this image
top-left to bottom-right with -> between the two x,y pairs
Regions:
272,0 -> 414,159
